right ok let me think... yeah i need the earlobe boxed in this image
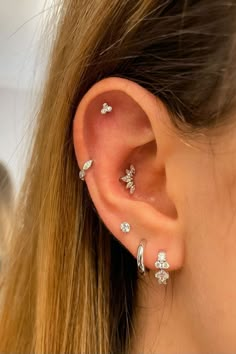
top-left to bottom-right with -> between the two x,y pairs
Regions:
73,77 -> 185,283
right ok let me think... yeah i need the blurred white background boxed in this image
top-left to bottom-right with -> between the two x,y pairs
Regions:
0,0 -> 52,191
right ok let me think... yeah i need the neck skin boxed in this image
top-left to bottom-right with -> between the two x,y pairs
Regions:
130,270 -> 201,354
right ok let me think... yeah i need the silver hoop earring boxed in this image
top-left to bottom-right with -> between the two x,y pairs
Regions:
120,164 -> 136,194
79,159 -> 93,181
154,251 -> 170,285
101,102 -> 112,114
137,240 -> 146,275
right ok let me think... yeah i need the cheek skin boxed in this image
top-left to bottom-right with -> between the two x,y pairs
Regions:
170,136 -> 236,351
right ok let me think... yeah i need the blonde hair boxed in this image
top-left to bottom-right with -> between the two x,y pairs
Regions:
0,0 -> 236,352
0,163 -> 14,262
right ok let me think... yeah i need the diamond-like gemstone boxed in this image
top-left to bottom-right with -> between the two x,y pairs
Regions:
121,176 -> 132,183
126,181 -> 133,189
83,160 -> 93,171
130,165 -> 135,174
155,260 -> 170,269
158,251 -> 166,261
130,185 -> 135,194
120,222 -> 131,233
101,103 -> 112,114
155,269 -> 169,284
79,170 -> 86,180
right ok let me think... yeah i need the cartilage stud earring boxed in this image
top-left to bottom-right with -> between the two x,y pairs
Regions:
120,222 -> 131,233
101,103 -> 112,114
79,159 -> 93,181
120,164 -> 136,194
154,251 -> 170,285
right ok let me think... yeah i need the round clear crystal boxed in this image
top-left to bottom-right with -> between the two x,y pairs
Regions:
120,222 -> 131,233
158,251 -> 166,261
79,170 -> 86,180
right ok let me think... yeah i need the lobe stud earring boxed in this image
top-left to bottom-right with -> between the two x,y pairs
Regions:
120,165 -> 136,194
101,103 -> 112,114
79,159 -> 93,181
137,240 -> 146,275
154,251 -> 170,285
120,222 -> 131,233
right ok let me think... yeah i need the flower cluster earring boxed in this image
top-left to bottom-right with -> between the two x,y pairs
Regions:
101,102 -> 112,114
154,251 -> 170,285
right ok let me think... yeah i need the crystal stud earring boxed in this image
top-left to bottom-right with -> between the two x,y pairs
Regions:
101,103 -> 112,114
154,251 -> 170,285
79,159 -> 93,181
120,165 -> 136,194
120,222 -> 131,233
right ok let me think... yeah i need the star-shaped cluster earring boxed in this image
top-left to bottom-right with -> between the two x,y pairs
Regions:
119,165 -> 136,194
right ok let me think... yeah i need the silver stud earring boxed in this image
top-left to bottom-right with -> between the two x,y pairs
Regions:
101,102 -> 112,114
154,251 -> 170,285
79,159 -> 93,181
120,165 -> 136,194
137,240 -> 146,275
120,222 -> 131,233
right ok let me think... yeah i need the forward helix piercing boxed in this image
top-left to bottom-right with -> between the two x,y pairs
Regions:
120,165 -> 136,194
79,159 -> 93,181
137,240 -> 146,275
154,251 -> 170,285
101,103 -> 112,114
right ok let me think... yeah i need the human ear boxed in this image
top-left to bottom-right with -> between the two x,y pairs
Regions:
73,77 -> 184,279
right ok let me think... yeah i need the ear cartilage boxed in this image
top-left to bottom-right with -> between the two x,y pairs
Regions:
154,251 -> 170,285
119,165 -> 136,194
120,222 -> 131,233
101,102 -> 112,114
79,159 -> 93,181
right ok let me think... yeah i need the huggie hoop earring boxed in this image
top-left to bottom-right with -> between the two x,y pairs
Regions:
79,160 -> 93,181
137,240 -> 146,275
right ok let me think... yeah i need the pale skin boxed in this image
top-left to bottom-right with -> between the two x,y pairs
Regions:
73,77 -> 236,353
